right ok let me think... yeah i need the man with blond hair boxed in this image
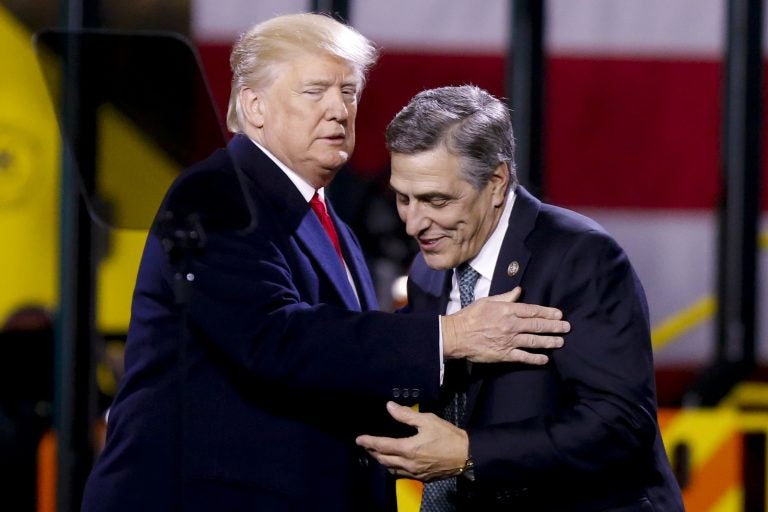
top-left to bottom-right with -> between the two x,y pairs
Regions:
81,14 -> 569,512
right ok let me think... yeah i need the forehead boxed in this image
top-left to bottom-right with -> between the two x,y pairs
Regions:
390,147 -> 466,191
275,52 -> 361,84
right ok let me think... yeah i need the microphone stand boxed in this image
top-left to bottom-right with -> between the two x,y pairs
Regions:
155,211 -> 206,510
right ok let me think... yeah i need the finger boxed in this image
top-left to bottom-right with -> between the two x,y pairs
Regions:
514,316 -> 570,333
366,451 -> 414,473
509,349 -> 549,365
356,434 -> 405,455
393,468 -> 417,479
388,467 -> 417,479
485,286 -> 522,303
511,302 -> 565,321
514,333 -> 565,349
386,401 -> 424,427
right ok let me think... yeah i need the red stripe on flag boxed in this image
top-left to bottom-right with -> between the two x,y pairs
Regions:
547,56 -> 722,209
197,45 -> 768,210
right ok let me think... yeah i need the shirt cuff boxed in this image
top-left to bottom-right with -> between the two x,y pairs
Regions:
438,315 -> 445,385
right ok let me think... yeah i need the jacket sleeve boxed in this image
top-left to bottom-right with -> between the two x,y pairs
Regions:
150,224 -> 441,404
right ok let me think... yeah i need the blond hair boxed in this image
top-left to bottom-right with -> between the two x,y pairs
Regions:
226,13 -> 378,133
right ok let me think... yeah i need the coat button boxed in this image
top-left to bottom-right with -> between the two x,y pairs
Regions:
357,455 -> 369,468
392,388 -> 401,398
411,388 -> 420,398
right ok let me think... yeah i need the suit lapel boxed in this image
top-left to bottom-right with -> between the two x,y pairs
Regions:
227,134 -> 361,312
295,212 -> 362,311
466,186 -> 541,422
328,202 -> 379,311
488,191 -> 537,297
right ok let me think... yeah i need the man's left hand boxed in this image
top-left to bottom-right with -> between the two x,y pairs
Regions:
355,401 -> 468,481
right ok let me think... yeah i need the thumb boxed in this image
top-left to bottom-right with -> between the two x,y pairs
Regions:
386,401 -> 422,427
486,286 -> 522,303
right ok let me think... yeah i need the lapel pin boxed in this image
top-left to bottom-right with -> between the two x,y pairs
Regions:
507,260 -> 520,277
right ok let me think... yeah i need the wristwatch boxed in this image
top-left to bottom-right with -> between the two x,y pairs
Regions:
460,457 -> 475,482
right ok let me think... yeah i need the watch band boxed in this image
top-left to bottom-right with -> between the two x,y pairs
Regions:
459,457 -> 475,482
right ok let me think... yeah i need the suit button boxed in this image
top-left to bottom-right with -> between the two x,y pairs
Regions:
411,388 -> 420,398
357,455 -> 369,468
392,388 -> 401,398
402,389 -> 410,398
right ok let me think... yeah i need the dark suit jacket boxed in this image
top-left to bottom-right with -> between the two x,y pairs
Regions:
81,134 -> 441,512
405,186 -> 684,512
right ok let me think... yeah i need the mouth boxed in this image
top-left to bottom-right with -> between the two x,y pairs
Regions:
320,133 -> 346,144
417,235 -> 443,251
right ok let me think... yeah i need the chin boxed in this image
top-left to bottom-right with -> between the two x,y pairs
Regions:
317,162 -> 344,177
422,253 -> 454,271
321,148 -> 351,166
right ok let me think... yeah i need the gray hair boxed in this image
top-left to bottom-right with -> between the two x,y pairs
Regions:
227,13 -> 379,133
386,85 -> 517,189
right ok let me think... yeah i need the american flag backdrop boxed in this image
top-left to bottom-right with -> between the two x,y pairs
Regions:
191,0 -> 768,368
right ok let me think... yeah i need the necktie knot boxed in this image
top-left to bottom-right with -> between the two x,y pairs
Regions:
309,192 -> 326,215
457,263 -> 480,309
310,192 -> 344,262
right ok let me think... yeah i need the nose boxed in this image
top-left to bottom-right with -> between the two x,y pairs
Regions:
402,202 -> 429,238
325,89 -> 349,122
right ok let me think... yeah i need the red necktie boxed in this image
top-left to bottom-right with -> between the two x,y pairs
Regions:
309,192 -> 344,262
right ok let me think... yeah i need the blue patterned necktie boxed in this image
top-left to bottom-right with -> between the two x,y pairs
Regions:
420,263 -> 481,512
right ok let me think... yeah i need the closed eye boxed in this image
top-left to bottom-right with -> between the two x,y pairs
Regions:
419,193 -> 453,207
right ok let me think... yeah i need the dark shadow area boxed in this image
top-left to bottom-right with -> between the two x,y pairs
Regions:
0,306 -> 54,512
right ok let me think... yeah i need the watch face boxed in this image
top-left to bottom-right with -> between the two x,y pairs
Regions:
462,458 -> 475,482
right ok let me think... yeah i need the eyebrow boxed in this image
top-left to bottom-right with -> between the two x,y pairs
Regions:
302,78 -> 360,88
302,79 -> 333,87
388,184 -> 453,202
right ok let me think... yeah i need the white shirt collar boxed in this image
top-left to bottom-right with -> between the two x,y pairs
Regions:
445,186 -> 517,315
464,186 -> 517,281
249,138 -> 325,203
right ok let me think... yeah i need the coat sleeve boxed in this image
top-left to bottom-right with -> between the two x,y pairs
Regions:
469,229 -> 659,484
145,222 -> 441,404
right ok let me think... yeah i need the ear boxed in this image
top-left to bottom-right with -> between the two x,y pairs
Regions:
239,86 -> 265,129
488,161 -> 510,207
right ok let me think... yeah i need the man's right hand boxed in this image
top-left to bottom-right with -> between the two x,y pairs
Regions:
441,287 -> 569,364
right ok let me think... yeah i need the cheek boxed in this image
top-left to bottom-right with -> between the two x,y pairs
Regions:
437,211 -> 464,235
346,113 -> 357,137
396,205 -> 408,223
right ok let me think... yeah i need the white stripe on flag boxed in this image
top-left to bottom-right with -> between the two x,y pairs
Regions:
191,0 -> 307,42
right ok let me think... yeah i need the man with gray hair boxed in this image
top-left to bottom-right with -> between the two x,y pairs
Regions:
357,85 -> 684,511
81,16 -> 569,512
